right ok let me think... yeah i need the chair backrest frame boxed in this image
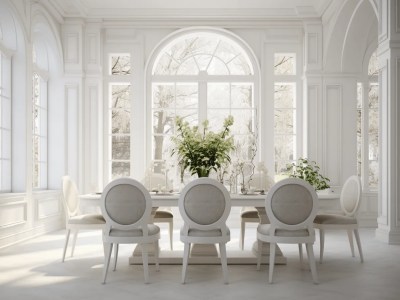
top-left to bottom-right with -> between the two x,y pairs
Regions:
179,178 -> 231,231
265,178 -> 318,232
62,175 -> 81,219
101,178 -> 153,234
340,175 -> 362,216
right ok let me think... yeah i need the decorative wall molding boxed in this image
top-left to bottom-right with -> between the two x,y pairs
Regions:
33,190 -> 62,220
65,33 -> 79,64
0,197 -> 27,228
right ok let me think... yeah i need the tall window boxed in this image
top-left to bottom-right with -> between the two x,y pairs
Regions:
151,31 -> 256,180
108,54 -> 132,179
151,32 -> 256,182
0,50 -> 12,192
273,53 -> 296,174
357,51 -> 379,191
32,71 -> 48,189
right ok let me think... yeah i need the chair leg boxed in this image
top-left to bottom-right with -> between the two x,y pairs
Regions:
240,220 -> 245,250
319,229 -> 325,263
102,242 -> 113,284
113,243 -> 119,271
269,242 -> 276,284
71,229 -> 79,257
142,244 -> 149,284
347,229 -> 355,257
306,243 -> 319,284
182,242 -> 190,284
219,243 -> 229,284
169,219 -> 173,251
155,240 -> 160,271
256,240 -> 262,270
298,243 -> 303,267
62,229 -> 71,262
354,229 -> 364,262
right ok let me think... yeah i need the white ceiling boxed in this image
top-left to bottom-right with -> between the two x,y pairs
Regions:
45,0 -> 335,20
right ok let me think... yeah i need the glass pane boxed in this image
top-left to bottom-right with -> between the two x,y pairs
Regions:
368,134 -> 379,160
33,106 -> 40,135
153,84 -> 174,109
208,83 -> 230,108
176,57 -> 198,75
368,109 -> 378,136
208,109 -> 230,132
368,51 -> 378,76
233,135 -> 255,161
112,162 -> 130,179
274,109 -> 294,134
231,84 -> 252,108
231,109 -> 253,134
369,85 -> 379,109
111,85 -> 130,110
176,83 -> 198,109
369,160 -> 379,189
152,135 -> 175,161
153,110 -> 175,135
274,135 -> 294,174
32,73 -> 40,105
215,40 -> 240,63
207,57 -> 229,75
274,84 -> 294,108
112,136 -> 130,160
195,54 -> 213,71
274,53 -> 295,75
357,109 -> 362,177
228,54 -> 251,75
112,109 -> 130,134
175,109 -> 198,127
357,83 -> 362,108
153,53 -> 180,75
111,55 -> 131,75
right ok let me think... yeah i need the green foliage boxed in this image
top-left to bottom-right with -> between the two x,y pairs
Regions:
286,158 -> 330,191
171,116 -> 235,177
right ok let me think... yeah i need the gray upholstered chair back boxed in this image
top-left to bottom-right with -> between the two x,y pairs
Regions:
340,175 -> 362,216
101,178 -> 152,230
179,178 -> 231,229
266,178 -> 318,230
62,176 -> 80,218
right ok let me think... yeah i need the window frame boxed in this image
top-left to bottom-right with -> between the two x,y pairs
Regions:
147,28 -> 260,182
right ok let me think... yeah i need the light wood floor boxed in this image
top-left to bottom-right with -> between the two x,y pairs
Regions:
0,225 -> 399,300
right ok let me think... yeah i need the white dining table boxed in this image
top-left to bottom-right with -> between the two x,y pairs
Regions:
80,191 -> 339,265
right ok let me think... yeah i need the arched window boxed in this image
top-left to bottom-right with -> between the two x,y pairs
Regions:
149,29 -> 258,182
357,50 -> 379,191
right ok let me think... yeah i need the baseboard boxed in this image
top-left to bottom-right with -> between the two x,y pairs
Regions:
375,227 -> 400,245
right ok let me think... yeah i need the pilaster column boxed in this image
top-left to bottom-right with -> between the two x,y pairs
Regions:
376,0 -> 400,244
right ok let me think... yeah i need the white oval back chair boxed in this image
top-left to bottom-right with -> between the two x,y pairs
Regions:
101,178 -> 160,284
314,175 -> 364,263
61,176 -> 105,262
179,178 -> 231,284
257,178 -> 319,284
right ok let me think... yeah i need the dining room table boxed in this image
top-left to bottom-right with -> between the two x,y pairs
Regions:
80,190 -> 339,265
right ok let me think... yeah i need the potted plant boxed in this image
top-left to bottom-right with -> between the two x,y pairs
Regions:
286,157 -> 330,191
171,116 -> 235,178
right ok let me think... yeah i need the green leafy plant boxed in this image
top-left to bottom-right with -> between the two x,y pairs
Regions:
171,116 -> 235,178
286,157 -> 330,191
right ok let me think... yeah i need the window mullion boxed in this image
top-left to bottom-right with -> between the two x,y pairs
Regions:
199,81 -> 207,122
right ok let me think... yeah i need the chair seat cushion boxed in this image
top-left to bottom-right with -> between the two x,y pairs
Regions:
314,214 -> 357,225
109,224 -> 160,237
181,227 -> 230,237
257,224 -> 310,237
69,214 -> 105,225
154,210 -> 173,218
241,207 -> 259,219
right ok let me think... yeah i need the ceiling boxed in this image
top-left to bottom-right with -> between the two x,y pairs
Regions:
44,0 -> 336,20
